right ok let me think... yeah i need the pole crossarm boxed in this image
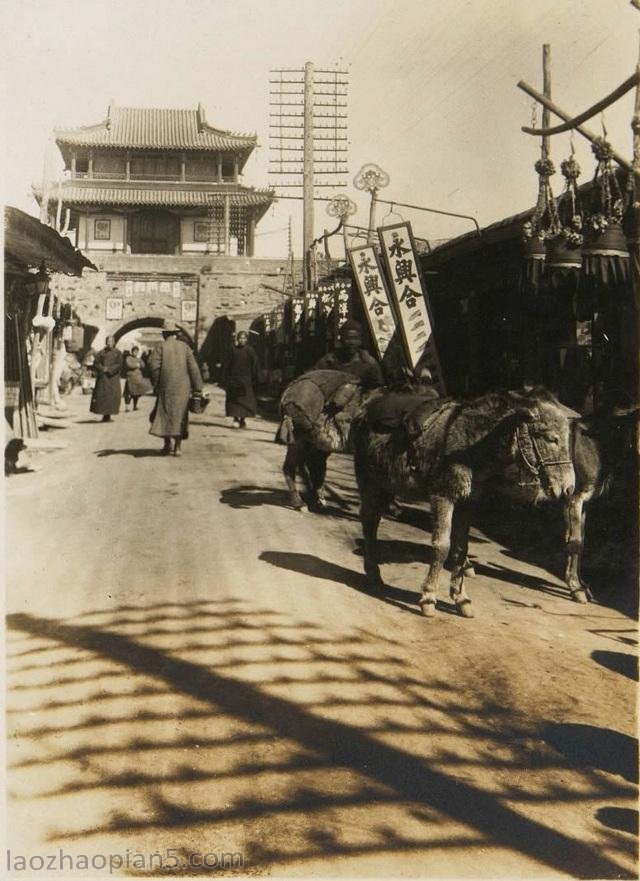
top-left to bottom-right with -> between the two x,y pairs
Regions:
375,198 -> 481,235
517,79 -> 635,174
520,71 -> 640,136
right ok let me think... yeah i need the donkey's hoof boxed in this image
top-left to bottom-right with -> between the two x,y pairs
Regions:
419,600 -> 437,618
456,600 -> 474,618
463,563 -> 476,578
571,589 -> 589,604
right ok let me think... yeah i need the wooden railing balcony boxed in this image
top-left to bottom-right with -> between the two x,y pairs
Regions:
129,172 -> 182,181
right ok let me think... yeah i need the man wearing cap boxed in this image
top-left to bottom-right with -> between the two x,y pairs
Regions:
148,321 -> 203,456
313,319 -> 383,390
90,335 -> 123,423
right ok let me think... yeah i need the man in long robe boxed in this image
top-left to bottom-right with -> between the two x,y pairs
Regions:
90,336 -> 123,422
222,331 -> 259,428
148,321 -> 203,456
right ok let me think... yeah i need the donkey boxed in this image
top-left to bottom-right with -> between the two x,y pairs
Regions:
278,369 -> 376,511
352,387 -> 576,618
563,406 -> 639,603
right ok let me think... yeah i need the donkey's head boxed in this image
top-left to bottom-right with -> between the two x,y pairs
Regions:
503,388 -> 576,503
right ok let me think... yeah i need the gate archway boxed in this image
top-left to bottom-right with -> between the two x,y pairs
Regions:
112,317 -> 194,346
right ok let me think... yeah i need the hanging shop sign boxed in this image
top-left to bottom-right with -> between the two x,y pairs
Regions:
348,244 -> 397,359
334,282 -> 351,335
290,296 -> 305,346
304,292 -> 318,336
377,221 -> 445,391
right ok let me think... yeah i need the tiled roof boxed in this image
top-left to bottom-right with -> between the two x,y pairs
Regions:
54,105 -> 257,152
36,185 -> 275,210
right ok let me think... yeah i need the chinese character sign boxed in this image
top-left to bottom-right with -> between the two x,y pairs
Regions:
334,284 -> 351,335
348,244 -> 397,359
304,293 -> 318,336
378,222 -> 445,391
290,296 -> 305,345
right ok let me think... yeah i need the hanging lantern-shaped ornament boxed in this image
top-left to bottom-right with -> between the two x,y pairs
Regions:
582,137 -> 629,286
545,153 -> 584,276
522,156 -> 557,292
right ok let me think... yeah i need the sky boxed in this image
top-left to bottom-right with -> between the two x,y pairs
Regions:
1,0 -> 637,259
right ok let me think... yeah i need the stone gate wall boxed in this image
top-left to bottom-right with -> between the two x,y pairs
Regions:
50,253 -> 303,349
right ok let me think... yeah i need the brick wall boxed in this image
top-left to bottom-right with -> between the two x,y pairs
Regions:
50,253 -> 303,348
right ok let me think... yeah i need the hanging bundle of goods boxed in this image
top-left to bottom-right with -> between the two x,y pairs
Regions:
544,150 -> 584,283
582,136 -> 630,288
522,155 -> 557,293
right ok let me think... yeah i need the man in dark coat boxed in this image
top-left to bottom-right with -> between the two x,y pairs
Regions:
148,321 -> 203,456
90,336 -> 123,422
222,331 -> 259,429
313,319 -> 383,390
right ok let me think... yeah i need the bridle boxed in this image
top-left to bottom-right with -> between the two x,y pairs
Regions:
515,420 -> 572,487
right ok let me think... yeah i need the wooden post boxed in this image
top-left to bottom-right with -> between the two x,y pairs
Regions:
247,212 -> 256,257
39,139 -> 52,224
55,179 -> 63,232
303,61 -> 314,289
542,45 -> 551,160
195,275 -> 201,352
181,152 -> 186,182
224,195 -> 230,255
631,46 -> 640,393
233,155 -> 239,182
71,152 -> 77,177
517,80 -> 635,174
126,153 -> 131,181
88,150 -> 94,180
217,154 -> 223,183
367,190 -> 377,244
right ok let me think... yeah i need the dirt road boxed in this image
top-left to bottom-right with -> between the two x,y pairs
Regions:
6,388 -> 637,878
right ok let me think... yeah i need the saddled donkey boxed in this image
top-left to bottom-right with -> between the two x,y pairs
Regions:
563,405 -> 639,603
352,387 -> 576,618
278,369 -> 376,511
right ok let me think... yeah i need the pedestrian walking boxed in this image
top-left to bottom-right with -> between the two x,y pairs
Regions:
148,320 -> 203,456
123,345 -> 152,411
222,331 -> 259,429
90,336 -> 123,422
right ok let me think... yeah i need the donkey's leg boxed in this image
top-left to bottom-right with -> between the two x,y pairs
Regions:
283,444 -> 305,510
448,502 -> 473,617
419,495 -> 454,617
360,485 -> 387,589
563,493 -> 592,603
306,448 -> 329,511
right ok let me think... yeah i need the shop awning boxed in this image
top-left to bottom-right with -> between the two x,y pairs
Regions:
5,207 -> 96,275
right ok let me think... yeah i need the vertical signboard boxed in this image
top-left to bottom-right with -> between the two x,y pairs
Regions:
290,296 -> 305,346
348,244 -> 397,359
378,221 -> 445,393
304,291 -> 318,337
334,283 -> 351,336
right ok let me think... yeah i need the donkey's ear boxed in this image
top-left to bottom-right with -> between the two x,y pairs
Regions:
554,402 -> 581,419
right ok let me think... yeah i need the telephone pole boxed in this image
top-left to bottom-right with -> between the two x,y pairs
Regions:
303,62 -> 315,282
269,62 -> 349,289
